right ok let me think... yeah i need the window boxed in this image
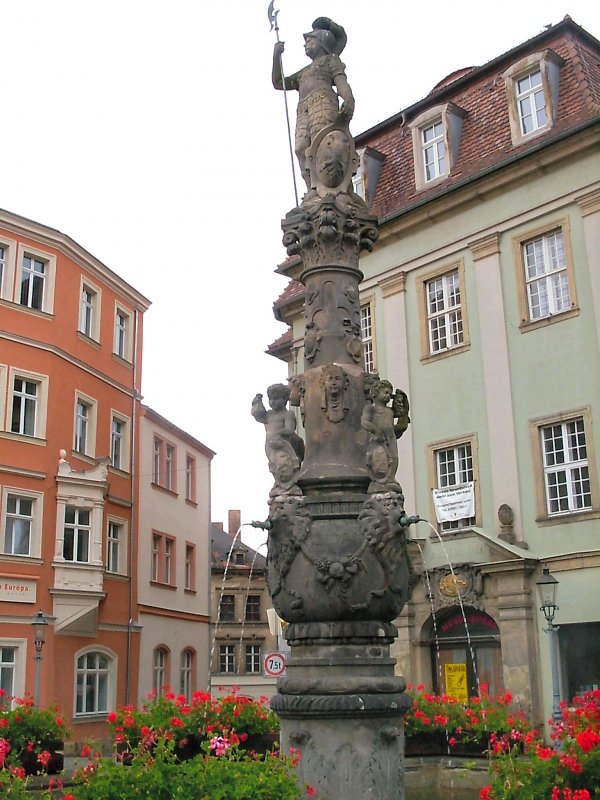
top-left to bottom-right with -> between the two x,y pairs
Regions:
0,646 -> 16,702
361,304 -> 375,373
75,651 -> 112,716
165,445 -> 175,491
516,70 -> 546,135
422,120 -> 446,182
503,50 -> 563,145
426,270 -> 463,354
11,376 -> 37,436
20,254 -> 46,310
110,415 -> 128,470
151,531 -> 175,584
0,245 -> 5,296
79,282 -> 101,340
184,544 -> 195,590
4,495 -> 33,556
245,595 -> 261,622
74,400 -> 90,454
106,521 -> 123,574
429,436 -> 480,533
165,537 -> 173,584
180,649 -> 193,701
245,644 -> 261,674
514,222 -> 577,329
1,489 -> 42,559
151,534 -> 160,581
185,455 -> 196,502
7,368 -> 48,439
63,507 -> 90,562
234,550 -> 246,565
152,647 -> 169,696
153,437 -> 163,484
114,307 -> 131,361
219,594 -> 235,622
219,644 -> 235,674
523,229 -> 570,320
541,417 -> 592,516
409,103 -> 466,191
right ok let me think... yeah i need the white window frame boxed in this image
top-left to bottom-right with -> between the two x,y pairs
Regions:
180,649 -> 193,701
245,644 -> 261,674
515,69 -> 547,136
15,244 -> 57,315
428,434 -> 480,533
110,412 -> 130,472
165,444 -> 175,491
219,644 -> 236,674
106,517 -> 127,575
73,392 -> 97,458
421,119 -> 446,183
436,442 -> 475,532
0,237 -> 17,303
113,304 -> 133,362
3,494 -> 34,556
151,533 -> 160,582
360,302 -> 375,373
184,543 -> 195,590
541,417 -> 592,516
503,50 -> 563,146
63,506 -> 91,563
426,270 -> 464,354
152,647 -> 169,696
78,277 -> 102,342
522,229 -> 570,320
0,639 -> 27,707
185,454 -> 196,502
74,647 -> 117,718
409,103 -> 466,191
1,487 -> 43,560
5,367 -> 49,440
164,537 -> 174,584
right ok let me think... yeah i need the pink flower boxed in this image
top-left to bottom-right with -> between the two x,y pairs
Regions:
480,787 -> 492,800
307,785 -> 316,797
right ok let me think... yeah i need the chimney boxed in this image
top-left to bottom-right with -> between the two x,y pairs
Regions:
228,510 -> 241,536
213,522 -> 224,531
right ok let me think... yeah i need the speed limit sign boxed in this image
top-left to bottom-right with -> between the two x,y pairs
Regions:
264,651 -> 287,677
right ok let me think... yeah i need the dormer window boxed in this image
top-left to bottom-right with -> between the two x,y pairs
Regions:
503,50 -> 564,145
422,120 -> 446,182
409,103 -> 466,191
516,69 -> 547,135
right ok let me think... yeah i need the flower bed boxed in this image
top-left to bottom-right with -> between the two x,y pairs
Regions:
0,693 -> 69,776
404,683 -> 530,756
481,689 -> 600,800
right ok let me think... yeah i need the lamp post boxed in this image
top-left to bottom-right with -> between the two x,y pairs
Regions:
31,611 -> 49,707
536,567 -> 561,725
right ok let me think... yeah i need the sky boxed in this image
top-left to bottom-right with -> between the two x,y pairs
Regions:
2,1 -> 600,549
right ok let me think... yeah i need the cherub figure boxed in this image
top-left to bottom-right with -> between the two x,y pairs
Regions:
272,17 -> 354,191
361,377 -> 410,493
252,384 -> 304,497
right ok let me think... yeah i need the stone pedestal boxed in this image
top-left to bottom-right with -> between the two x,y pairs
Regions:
272,622 -> 410,799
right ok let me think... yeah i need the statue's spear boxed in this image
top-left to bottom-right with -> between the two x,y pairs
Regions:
268,1 -> 299,207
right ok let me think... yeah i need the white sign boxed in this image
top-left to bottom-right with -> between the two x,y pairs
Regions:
432,483 -> 475,523
0,576 -> 37,603
264,651 -> 287,677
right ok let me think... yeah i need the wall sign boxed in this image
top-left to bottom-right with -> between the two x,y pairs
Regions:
0,575 -> 37,603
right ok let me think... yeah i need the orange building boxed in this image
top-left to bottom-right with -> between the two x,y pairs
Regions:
0,208 -> 150,740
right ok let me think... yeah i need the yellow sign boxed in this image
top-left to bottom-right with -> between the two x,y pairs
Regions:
445,662 -> 468,702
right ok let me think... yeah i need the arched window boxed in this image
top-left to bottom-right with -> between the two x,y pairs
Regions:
75,649 -> 115,717
180,649 -> 194,701
152,646 -> 169,696
422,607 -> 503,697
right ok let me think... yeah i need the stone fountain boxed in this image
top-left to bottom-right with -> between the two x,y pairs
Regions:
253,17 -> 416,798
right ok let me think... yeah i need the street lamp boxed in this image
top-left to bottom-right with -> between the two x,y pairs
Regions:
536,567 -> 561,724
31,611 -> 50,707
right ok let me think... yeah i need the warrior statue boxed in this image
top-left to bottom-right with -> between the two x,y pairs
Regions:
272,17 -> 354,191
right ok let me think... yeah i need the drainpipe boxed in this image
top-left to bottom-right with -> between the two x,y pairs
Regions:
126,307 -> 141,704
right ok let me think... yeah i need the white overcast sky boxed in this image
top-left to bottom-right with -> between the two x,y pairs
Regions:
2,1 -> 599,548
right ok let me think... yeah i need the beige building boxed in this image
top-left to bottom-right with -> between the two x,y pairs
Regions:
270,17 -> 600,726
210,512 -> 278,699
137,405 -> 214,701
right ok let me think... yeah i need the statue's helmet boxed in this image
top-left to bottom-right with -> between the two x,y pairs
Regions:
304,28 -> 336,54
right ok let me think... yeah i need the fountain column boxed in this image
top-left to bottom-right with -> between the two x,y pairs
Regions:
260,18 -> 414,798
